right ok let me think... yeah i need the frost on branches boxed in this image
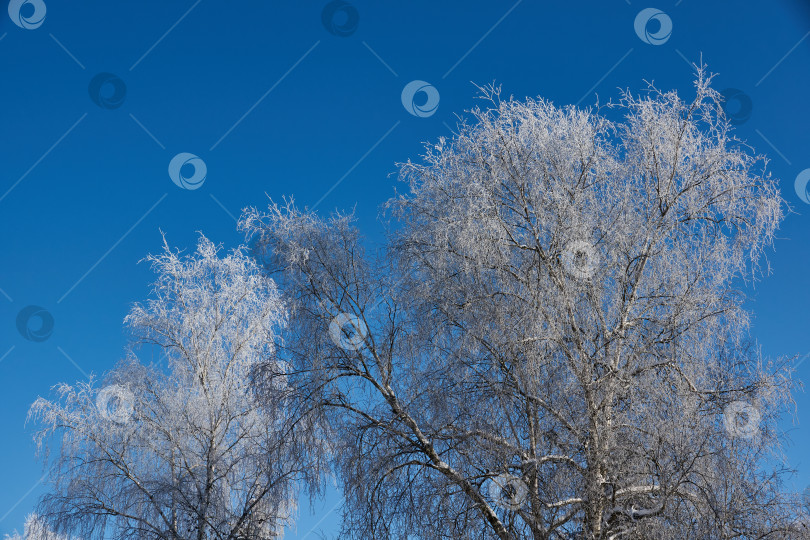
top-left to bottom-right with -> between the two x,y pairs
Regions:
242,69 -> 802,539
3,514 -> 74,540
28,236 -> 320,540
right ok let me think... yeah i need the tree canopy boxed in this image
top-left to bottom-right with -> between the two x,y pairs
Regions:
25,71 -> 806,540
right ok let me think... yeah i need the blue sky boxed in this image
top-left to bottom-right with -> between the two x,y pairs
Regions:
1,0 -> 809,536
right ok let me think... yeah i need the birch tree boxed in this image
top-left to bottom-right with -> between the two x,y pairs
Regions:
28,235 -> 323,540
242,69 -> 802,539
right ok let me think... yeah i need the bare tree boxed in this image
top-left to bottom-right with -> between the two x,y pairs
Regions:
242,69 -> 801,539
28,235 -> 324,540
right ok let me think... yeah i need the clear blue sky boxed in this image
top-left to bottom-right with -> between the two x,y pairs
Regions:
1,1 -> 809,537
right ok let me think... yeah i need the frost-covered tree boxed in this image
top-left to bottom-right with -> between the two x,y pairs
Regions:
29,236 -> 323,540
3,513 -> 74,540
242,69 -> 802,539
